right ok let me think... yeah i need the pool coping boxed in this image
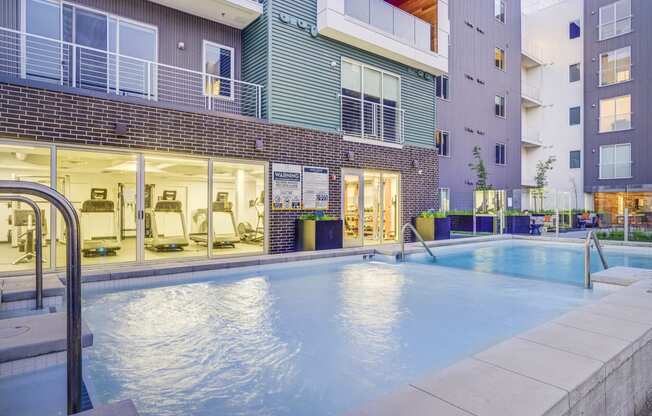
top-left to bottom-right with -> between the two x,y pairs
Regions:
347,270 -> 652,416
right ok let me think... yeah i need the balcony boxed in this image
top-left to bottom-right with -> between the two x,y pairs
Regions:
521,39 -> 545,69
521,83 -> 542,108
148,0 -> 263,29
0,27 -> 262,119
340,95 -> 405,146
521,131 -> 543,148
317,0 -> 449,75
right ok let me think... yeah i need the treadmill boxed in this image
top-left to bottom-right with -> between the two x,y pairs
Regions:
191,192 -> 240,248
80,188 -> 122,257
145,190 -> 190,252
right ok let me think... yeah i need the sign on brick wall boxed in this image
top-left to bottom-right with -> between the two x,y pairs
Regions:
272,163 -> 302,210
302,166 -> 329,210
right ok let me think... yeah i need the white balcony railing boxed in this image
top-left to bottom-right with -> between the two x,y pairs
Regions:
344,0 -> 435,54
0,26 -> 262,118
340,95 -> 405,145
521,82 -> 542,103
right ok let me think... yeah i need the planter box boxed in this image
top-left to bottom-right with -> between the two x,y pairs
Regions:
296,219 -> 343,251
505,215 -> 531,234
449,215 -> 495,233
414,217 -> 451,241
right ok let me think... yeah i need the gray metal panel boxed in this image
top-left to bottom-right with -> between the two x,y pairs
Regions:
0,0 -> 19,29
583,0 -> 650,192
436,0 -> 522,206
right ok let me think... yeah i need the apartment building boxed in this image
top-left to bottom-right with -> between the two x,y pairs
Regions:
0,0 -> 448,276
584,0 -> 648,224
436,0 -> 521,210
521,0 -> 588,210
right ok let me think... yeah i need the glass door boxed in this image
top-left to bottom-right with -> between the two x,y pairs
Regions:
382,172 -> 399,242
342,169 -> 363,247
363,171 -> 382,245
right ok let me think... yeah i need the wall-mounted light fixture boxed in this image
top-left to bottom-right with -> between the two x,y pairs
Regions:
412,160 -> 420,169
255,138 -> 264,151
114,122 -> 128,136
177,42 -> 185,50
346,151 -> 355,161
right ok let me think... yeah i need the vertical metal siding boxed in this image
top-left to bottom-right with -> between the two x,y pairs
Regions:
269,0 -> 436,148
0,0 -> 19,29
242,0 -> 269,118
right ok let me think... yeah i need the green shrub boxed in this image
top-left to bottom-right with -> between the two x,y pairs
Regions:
418,209 -> 448,219
299,213 -> 337,221
448,210 -> 473,216
504,209 -> 529,217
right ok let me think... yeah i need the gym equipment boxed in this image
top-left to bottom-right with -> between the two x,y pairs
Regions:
191,192 -> 239,248
239,190 -> 264,244
145,190 -> 190,251
80,188 -> 122,257
9,204 -> 48,264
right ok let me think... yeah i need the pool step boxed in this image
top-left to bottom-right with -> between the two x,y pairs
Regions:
0,312 -> 93,365
592,266 -> 652,286
0,275 -> 65,312
75,400 -> 139,416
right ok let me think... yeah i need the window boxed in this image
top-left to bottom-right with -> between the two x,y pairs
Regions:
600,144 -> 631,179
495,95 -> 505,118
600,47 -> 631,86
569,63 -> 581,82
495,0 -> 505,23
495,143 -> 506,165
439,188 -> 450,212
570,151 -> 581,169
599,0 -> 632,40
340,59 -> 402,143
494,47 -> 506,70
435,130 -> 450,157
569,106 -> 581,125
204,41 -> 234,98
435,75 -> 449,99
599,95 -> 631,133
569,20 -> 581,39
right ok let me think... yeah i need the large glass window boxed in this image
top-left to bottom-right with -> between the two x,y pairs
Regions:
436,130 -> 450,157
0,144 -> 51,273
495,95 -> 506,118
57,149 -> 138,266
599,95 -> 631,133
25,0 -> 61,83
495,143 -> 506,165
211,161 -> 265,257
569,106 -> 581,126
600,47 -> 631,86
144,156 -> 208,261
495,0 -> 506,23
494,47 -> 506,71
204,41 -> 234,99
599,0 -> 631,40
600,143 -> 631,179
439,188 -> 450,212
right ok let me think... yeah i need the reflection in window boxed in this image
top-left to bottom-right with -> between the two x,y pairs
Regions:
204,41 -> 233,98
599,95 -> 631,133
600,143 -> 631,179
600,47 -> 631,86
599,0 -> 631,40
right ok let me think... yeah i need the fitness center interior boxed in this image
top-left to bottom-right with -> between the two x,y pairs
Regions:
0,141 -> 266,274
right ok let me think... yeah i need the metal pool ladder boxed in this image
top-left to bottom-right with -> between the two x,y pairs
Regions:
0,181 -> 82,415
584,231 -> 609,289
399,223 -> 435,261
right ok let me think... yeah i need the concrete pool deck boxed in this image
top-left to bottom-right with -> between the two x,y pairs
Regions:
348,271 -> 652,416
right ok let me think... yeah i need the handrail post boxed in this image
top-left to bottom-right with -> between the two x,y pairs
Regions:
0,195 -> 43,309
584,232 -> 592,289
400,222 -> 435,261
0,181 -> 82,415
624,207 -> 629,242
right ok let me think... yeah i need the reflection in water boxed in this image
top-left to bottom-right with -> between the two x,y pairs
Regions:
85,277 -> 299,416
337,264 -> 406,369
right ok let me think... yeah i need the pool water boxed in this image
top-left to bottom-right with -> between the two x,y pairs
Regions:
410,240 -> 652,286
81,257 -> 611,416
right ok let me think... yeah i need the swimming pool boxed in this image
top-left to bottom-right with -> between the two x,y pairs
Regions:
409,239 -> 652,286
77,256 -> 611,416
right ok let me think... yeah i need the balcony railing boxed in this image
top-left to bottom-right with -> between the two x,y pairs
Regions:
0,26 -> 262,119
521,83 -> 542,104
340,95 -> 405,145
344,0 -> 438,54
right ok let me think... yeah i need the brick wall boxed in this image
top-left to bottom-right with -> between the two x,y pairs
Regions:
0,83 -> 439,253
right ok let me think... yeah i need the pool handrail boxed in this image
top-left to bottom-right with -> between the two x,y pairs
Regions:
584,231 -> 609,289
0,195 -> 43,309
0,181 -> 82,415
400,223 -> 435,261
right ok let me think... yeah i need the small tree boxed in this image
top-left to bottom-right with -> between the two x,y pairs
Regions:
533,156 -> 556,211
468,146 -> 492,213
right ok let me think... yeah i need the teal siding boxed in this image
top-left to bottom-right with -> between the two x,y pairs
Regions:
242,0 -> 270,118
268,0 -> 436,148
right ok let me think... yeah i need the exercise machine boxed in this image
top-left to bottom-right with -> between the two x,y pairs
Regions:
80,188 -> 122,257
145,189 -> 189,251
190,192 -> 239,248
9,208 -> 45,264
238,190 -> 264,245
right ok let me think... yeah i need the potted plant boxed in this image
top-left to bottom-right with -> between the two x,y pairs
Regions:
448,210 -> 495,233
415,209 -> 451,241
296,212 -> 343,251
504,210 -> 531,234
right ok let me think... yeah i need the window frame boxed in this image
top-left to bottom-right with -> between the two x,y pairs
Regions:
598,0 -> 632,41
494,0 -> 506,24
599,143 -> 632,179
569,150 -> 581,169
599,95 -> 632,133
569,63 -> 581,83
494,46 -> 506,71
569,20 -> 581,39
439,187 -> 450,212
202,40 -> 236,100
435,129 -> 451,157
495,142 -> 507,166
569,106 -> 581,126
598,46 -> 632,87
435,74 -> 450,100
340,57 -> 402,106
494,95 -> 506,118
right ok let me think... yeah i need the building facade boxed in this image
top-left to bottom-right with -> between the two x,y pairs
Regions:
435,0 -> 522,211
521,0 -> 588,211
584,0 -> 648,224
0,0 -> 448,276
